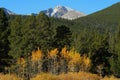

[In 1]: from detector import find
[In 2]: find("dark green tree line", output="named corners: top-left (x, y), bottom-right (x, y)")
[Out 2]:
top-left (0, 8), bottom-right (11, 72)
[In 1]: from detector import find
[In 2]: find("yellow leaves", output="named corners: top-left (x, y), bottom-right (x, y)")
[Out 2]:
top-left (31, 48), bottom-right (43, 62)
top-left (61, 47), bottom-right (69, 59)
top-left (17, 58), bottom-right (26, 67)
top-left (61, 47), bottom-right (81, 63)
top-left (82, 55), bottom-right (91, 71)
top-left (16, 57), bottom-right (26, 73)
top-left (61, 47), bottom-right (91, 69)
top-left (70, 53), bottom-right (81, 64)
top-left (48, 48), bottom-right (58, 57)
top-left (68, 48), bottom-right (81, 64)
top-left (15, 46), bottom-right (91, 75)
top-left (67, 48), bottom-right (82, 72)
top-left (83, 55), bottom-right (91, 67)
top-left (63, 47), bottom-right (91, 72)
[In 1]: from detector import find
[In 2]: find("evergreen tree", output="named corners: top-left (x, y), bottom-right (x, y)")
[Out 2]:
top-left (0, 8), bottom-right (10, 72)
top-left (9, 13), bottom-right (53, 58)
top-left (52, 25), bottom-right (72, 50)
top-left (91, 32), bottom-right (112, 76)
top-left (21, 15), bottom-right (37, 56)
top-left (9, 16), bottom-right (24, 59)
top-left (35, 12), bottom-right (53, 51)
top-left (110, 24), bottom-right (120, 77)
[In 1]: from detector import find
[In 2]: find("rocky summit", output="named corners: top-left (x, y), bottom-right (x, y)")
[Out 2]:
top-left (41, 5), bottom-right (86, 20)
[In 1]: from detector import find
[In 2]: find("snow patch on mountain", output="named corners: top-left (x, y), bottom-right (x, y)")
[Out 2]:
top-left (41, 5), bottom-right (86, 20)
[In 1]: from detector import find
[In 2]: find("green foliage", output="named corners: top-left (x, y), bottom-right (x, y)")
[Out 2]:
top-left (0, 8), bottom-right (11, 72)
top-left (9, 16), bottom-right (24, 58)
top-left (87, 2), bottom-right (120, 23)
top-left (52, 25), bottom-right (72, 50)
top-left (35, 12), bottom-right (53, 51)
top-left (109, 24), bottom-right (120, 77)
top-left (9, 13), bottom-right (53, 59)
top-left (91, 38), bottom-right (112, 76)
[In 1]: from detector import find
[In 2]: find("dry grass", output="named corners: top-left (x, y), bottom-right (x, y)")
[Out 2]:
top-left (31, 72), bottom-right (100, 80)
top-left (101, 75), bottom-right (120, 80)
top-left (0, 72), bottom-right (119, 80)
top-left (31, 73), bottom-right (57, 80)
top-left (0, 73), bottom-right (22, 80)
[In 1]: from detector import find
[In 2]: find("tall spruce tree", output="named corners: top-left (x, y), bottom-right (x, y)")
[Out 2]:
top-left (91, 31), bottom-right (112, 76)
top-left (35, 12), bottom-right (53, 51)
top-left (52, 25), bottom-right (72, 50)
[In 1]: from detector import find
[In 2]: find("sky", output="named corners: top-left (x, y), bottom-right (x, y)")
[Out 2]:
top-left (0, 0), bottom-right (119, 15)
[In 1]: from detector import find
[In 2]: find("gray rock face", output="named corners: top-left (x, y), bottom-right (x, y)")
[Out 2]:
top-left (51, 6), bottom-right (68, 17)
top-left (41, 5), bottom-right (86, 20)
top-left (61, 11), bottom-right (86, 20)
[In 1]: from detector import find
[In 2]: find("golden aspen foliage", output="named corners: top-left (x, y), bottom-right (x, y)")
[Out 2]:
top-left (67, 48), bottom-right (82, 72)
top-left (31, 48), bottom-right (43, 62)
top-left (66, 48), bottom-right (91, 72)
top-left (13, 47), bottom-right (92, 78)
top-left (16, 57), bottom-right (26, 76)
top-left (17, 57), bottom-right (26, 67)
top-left (30, 48), bottom-right (43, 75)
top-left (82, 55), bottom-right (91, 71)
top-left (68, 48), bottom-right (82, 64)
top-left (48, 48), bottom-right (58, 57)
top-left (48, 48), bottom-right (59, 74)
top-left (61, 46), bottom-right (69, 59)
top-left (69, 52), bottom-right (81, 65)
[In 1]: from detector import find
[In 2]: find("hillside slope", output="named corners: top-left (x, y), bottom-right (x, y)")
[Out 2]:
top-left (87, 2), bottom-right (120, 23)
top-left (73, 2), bottom-right (120, 32)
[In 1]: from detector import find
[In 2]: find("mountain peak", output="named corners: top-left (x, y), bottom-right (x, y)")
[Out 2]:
top-left (54, 5), bottom-right (65, 9)
top-left (51, 5), bottom-right (68, 17)
top-left (41, 5), bottom-right (86, 20)
top-left (54, 5), bottom-right (73, 11)
top-left (1, 7), bottom-right (16, 15)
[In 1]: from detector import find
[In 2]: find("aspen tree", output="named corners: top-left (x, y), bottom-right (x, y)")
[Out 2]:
top-left (48, 48), bottom-right (59, 74)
